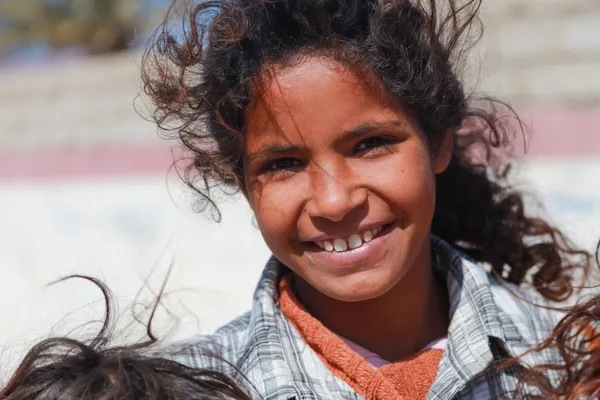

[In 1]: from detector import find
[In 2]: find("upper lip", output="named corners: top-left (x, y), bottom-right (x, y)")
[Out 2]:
top-left (302, 222), bottom-right (391, 242)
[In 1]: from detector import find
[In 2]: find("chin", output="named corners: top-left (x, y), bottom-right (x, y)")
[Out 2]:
top-left (321, 271), bottom-right (400, 303)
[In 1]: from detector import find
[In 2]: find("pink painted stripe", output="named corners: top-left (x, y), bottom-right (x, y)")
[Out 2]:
top-left (520, 108), bottom-right (600, 157)
top-left (0, 108), bottom-right (598, 179)
top-left (0, 145), bottom-right (176, 180)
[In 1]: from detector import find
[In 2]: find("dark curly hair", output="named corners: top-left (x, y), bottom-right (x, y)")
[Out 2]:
top-left (141, 0), bottom-right (594, 302)
top-left (0, 276), bottom-right (253, 400)
top-left (509, 260), bottom-right (600, 399)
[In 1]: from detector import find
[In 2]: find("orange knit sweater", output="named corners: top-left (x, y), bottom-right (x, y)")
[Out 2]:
top-left (279, 275), bottom-right (443, 400)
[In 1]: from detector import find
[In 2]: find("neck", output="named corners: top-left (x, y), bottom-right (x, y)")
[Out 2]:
top-left (294, 240), bottom-right (449, 361)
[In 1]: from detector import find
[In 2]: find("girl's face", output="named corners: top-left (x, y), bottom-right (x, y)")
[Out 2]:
top-left (243, 57), bottom-right (452, 302)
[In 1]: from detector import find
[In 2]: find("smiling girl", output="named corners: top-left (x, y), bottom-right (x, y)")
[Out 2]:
top-left (142, 0), bottom-right (593, 398)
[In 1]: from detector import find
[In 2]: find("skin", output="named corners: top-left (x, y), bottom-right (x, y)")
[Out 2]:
top-left (243, 56), bottom-right (453, 360)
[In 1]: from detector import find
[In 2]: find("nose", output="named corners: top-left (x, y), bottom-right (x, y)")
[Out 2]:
top-left (304, 166), bottom-right (367, 222)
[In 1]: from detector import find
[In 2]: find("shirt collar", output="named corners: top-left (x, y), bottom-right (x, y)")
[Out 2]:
top-left (429, 236), bottom-right (515, 396)
top-left (431, 235), bottom-right (507, 342)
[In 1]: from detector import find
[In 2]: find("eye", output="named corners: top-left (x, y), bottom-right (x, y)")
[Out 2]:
top-left (260, 157), bottom-right (302, 174)
top-left (354, 136), bottom-right (397, 154)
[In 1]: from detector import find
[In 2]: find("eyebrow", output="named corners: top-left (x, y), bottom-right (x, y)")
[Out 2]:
top-left (246, 143), bottom-right (301, 163)
top-left (246, 119), bottom-right (407, 162)
top-left (338, 119), bottom-right (408, 143)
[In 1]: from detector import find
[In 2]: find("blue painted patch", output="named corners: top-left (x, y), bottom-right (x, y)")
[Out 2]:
top-left (546, 191), bottom-right (597, 215)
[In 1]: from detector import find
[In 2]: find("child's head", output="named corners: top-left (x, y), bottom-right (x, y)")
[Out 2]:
top-left (143, 0), bottom-right (592, 303)
top-left (0, 276), bottom-right (253, 400)
top-left (0, 337), bottom-right (252, 400)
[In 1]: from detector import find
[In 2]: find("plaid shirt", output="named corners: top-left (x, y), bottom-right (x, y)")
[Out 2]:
top-left (173, 237), bottom-right (563, 399)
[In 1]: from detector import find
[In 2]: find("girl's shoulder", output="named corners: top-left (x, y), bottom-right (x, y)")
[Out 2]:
top-left (488, 276), bottom-right (564, 349)
top-left (167, 312), bottom-right (253, 373)
top-left (433, 237), bottom-right (563, 356)
top-left (434, 236), bottom-right (562, 336)
top-left (167, 261), bottom-right (284, 372)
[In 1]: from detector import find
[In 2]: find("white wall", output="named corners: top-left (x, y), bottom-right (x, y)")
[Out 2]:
top-left (0, 176), bottom-right (270, 375)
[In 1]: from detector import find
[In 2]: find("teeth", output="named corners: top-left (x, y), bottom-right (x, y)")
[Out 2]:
top-left (333, 238), bottom-right (347, 252)
top-left (348, 234), bottom-right (362, 249)
top-left (314, 225), bottom-right (387, 253)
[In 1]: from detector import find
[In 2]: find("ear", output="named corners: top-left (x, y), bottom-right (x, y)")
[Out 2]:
top-left (432, 129), bottom-right (454, 174)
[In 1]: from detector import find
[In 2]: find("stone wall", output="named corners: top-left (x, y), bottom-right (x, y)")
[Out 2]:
top-left (1, 0), bottom-right (599, 151)
top-left (0, 53), bottom-right (154, 150)
top-left (479, 0), bottom-right (600, 106)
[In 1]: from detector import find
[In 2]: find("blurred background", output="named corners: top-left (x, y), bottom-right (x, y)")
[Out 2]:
top-left (0, 0), bottom-right (599, 376)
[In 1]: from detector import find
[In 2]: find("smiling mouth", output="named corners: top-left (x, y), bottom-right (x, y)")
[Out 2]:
top-left (309, 223), bottom-right (393, 253)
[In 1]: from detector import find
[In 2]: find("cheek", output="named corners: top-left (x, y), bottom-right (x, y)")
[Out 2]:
top-left (248, 180), bottom-right (303, 248)
top-left (368, 147), bottom-right (436, 219)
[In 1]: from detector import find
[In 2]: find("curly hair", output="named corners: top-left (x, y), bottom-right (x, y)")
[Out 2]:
top-left (0, 276), bottom-right (253, 400)
top-left (141, 0), bottom-right (594, 302)
top-left (510, 265), bottom-right (600, 399)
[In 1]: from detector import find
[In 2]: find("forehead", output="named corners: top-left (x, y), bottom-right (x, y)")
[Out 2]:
top-left (244, 57), bottom-right (407, 149)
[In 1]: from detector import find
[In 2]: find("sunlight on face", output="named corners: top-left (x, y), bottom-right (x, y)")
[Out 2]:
top-left (243, 57), bottom-right (452, 302)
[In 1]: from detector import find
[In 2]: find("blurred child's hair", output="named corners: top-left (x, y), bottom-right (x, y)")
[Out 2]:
top-left (0, 276), bottom-right (253, 400)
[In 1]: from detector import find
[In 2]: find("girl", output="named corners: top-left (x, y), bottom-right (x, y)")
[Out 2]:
top-left (142, 0), bottom-right (594, 398)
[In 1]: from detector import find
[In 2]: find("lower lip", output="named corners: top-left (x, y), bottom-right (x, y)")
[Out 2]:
top-left (305, 223), bottom-right (395, 267)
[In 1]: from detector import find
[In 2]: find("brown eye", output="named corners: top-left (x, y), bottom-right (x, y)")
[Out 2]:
top-left (260, 158), bottom-right (302, 173)
top-left (354, 136), bottom-right (397, 154)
